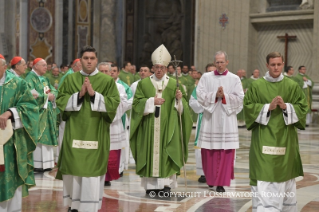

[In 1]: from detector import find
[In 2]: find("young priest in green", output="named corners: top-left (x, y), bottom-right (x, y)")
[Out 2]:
top-left (56, 46), bottom-right (120, 212)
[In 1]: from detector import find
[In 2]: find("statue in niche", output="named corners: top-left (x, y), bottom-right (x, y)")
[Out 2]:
top-left (140, 33), bottom-right (154, 67)
top-left (300, 0), bottom-right (314, 9)
top-left (155, 0), bottom-right (183, 60)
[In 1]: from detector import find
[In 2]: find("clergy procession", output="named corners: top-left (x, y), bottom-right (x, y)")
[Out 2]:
top-left (0, 41), bottom-right (314, 212)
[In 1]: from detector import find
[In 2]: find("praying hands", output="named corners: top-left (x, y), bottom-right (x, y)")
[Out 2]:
top-left (269, 96), bottom-right (286, 111)
top-left (216, 86), bottom-right (224, 98)
top-left (79, 77), bottom-right (95, 98)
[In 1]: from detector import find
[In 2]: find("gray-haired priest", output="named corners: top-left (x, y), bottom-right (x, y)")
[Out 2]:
top-left (130, 44), bottom-right (192, 195)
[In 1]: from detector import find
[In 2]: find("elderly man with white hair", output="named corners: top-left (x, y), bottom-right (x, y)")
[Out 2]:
top-left (0, 54), bottom-right (39, 212)
top-left (25, 58), bottom-right (58, 172)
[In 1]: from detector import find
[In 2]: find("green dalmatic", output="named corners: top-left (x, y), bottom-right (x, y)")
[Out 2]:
top-left (0, 71), bottom-right (39, 202)
top-left (244, 77), bottom-right (308, 186)
top-left (56, 72), bottom-right (120, 179)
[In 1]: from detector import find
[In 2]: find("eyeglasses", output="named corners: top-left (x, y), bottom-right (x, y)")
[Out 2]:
top-left (153, 66), bottom-right (166, 70)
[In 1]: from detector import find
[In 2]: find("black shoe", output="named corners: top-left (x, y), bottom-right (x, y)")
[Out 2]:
top-left (120, 171), bottom-right (123, 177)
top-left (216, 186), bottom-right (225, 192)
top-left (238, 125), bottom-right (246, 128)
top-left (44, 168), bottom-right (52, 172)
top-left (159, 186), bottom-right (171, 196)
top-left (71, 210), bottom-right (78, 212)
top-left (306, 124), bottom-right (309, 127)
top-left (34, 168), bottom-right (44, 172)
top-left (198, 175), bottom-right (206, 183)
top-left (104, 181), bottom-right (111, 186)
top-left (208, 185), bottom-right (214, 190)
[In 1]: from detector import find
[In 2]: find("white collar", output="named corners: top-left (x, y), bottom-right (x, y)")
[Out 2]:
top-left (80, 69), bottom-right (99, 76)
top-left (152, 74), bottom-right (167, 81)
top-left (263, 71), bottom-right (284, 82)
top-left (31, 69), bottom-right (42, 77)
top-left (9, 69), bottom-right (20, 77)
top-left (250, 75), bottom-right (259, 80)
top-left (0, 72), bottom-right (6, 86)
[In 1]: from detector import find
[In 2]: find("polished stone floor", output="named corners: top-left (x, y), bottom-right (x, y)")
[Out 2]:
top-left (22, 124), bottom-right (319, 212)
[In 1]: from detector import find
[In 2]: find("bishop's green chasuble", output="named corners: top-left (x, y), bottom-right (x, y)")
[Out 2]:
top-left (25, 71), bottom-right (58, 146)
top-left (56, 72), bottom-right (120, 179)
top-left (0, 71), bottom-right (39, 202)
top-left (119, 70), bottom-right (135, 86)
top-left (244, 77), bottom-right (308, 186)
top-left (130, 77), bottom-right (192, 178)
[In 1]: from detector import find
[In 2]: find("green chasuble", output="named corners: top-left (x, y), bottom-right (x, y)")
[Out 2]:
top-left (119, 70), bottom-right (135, 86)
top-left (284, 74), bottom-right (304, 89)
top-left (56, 72), bottom-right (120, 179)
top-left (25, 71), bottom-right (58, 146)
top-left (134, 73), bottom-right (141, 81)
top-left (46, 72), bottom-right (63, 90)
top-left (244, 77), bottom-right (308, 186)
top-left (58, 69), bottom-right (74, 88)
top-left (130, 76), bottom-right (193, 178)
top-left (295, 73), bottom-right (313, 113)
top-left (0, 71), bottom-right (39, 202)
top-left (191, 87), bottom-right (202, 146)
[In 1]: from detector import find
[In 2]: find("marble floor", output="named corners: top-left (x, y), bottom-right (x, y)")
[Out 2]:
top-left (22, 124), bottom-right (319, 212)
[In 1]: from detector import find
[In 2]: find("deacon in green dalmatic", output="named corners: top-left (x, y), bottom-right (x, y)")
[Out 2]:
top-left (244, 52), bottom-right (308, 211)
top-left (56, 46), bottom-right (120, 212)
top-left (0, 55), bottom-right (39, 212)
top-left (130, 44), bottom-right (192, 195)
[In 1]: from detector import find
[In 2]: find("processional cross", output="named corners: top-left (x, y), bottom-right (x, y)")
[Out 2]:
top-left (169, 55), bottom-right (188, 189)
top-left (277, 33), bottom-right (297, 67)
top-left (170, 55), bottom-right (183, 89)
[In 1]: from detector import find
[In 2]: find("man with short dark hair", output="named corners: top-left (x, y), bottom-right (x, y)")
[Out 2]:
top-left (244, 52), bottom-right (307, 211)
top-left (47, 66), bottom-right (62, 90)
top-left (56, 46), bottom-right (120, 212)
top-left (295, 65), bottom-right (313, 126)
top-left (98, 62), bottom-right (131, 187)
top-left (119, 61), bottom-right (135, 86)
top-left (167, 64), bottom-right (175, 77)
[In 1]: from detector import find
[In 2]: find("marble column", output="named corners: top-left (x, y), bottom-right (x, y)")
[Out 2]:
top-left (312, 1), bottom-right (319, 82)
top-left (67, 0), bottom-right (74, 63)
top-left (55, 0), bottom-right (63, 65)
top-left (93, 0), bottom-right (117, 62)
top-left (20, 0), bottom-right (28, 60)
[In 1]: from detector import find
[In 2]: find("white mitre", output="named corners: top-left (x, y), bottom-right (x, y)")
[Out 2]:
top-left (151, 44), bottom-right (171, 66)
